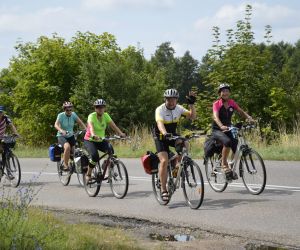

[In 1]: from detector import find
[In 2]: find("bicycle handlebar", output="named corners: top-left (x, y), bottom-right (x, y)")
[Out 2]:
top-left (165, 133), bottom-right (202, 141)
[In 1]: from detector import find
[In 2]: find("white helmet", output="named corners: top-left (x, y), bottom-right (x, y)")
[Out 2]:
top-left (62, 101), bottom-right (73, 109)
top-left (218, 83), bottom-right (231, 93)
top-left (163, 89), bottom-right (179, 98)
top-left (94, 99), bottom-right (106, 106)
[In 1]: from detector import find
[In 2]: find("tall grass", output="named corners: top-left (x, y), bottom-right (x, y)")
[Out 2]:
top-left (14, 126), bottom-right (300, 160)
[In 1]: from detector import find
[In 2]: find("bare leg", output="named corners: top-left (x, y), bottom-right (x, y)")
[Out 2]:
top-left (63, 143), bottom-right (71, 168)
top-left (221, 146), bottom-right (230, 168)
top-left (158, 151), bottom-right (168, 192)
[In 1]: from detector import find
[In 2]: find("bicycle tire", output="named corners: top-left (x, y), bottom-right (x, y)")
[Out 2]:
top-left (109, 159), bottom-right (128, 199)
top-left (182, 159), bottom-right (204, 209)
top-left (152, 170), bottom-right (170, 206)
top-left (76, 172), bottom-right (84, 187)
top-left (5, 152), bottom-right (21, 187)
top-left (83, 163), bottom-right (101, 197)
top-left (205, 153), bottom-right (228, 192)
top-left (240, 149), bottom-right (266, 195)
top-left (57, 160), bottom-right (71, 186)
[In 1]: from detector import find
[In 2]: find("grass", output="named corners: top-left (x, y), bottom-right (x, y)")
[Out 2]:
top-left (14, 127), bottom-right (300, 161)
top-left (0, 186), bottom-right (141, 250)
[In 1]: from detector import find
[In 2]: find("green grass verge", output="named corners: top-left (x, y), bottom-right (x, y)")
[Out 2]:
top-left (0, 206), bottom-right (141, 250)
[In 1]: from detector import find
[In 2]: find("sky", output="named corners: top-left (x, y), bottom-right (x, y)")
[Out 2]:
top-left (1, 0), bottom-right (300, 69)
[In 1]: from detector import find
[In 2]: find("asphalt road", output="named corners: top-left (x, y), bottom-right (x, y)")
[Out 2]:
top-left (1, 158), bottom-right (300, 247)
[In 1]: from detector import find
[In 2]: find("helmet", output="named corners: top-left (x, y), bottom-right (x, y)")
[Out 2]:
top-left (218, 83), bottom-right (231, 93)
top-left (94, 99), bottom-right (106, 106)
top-left (0, 106), bottom-right (5, 112)
top-left (62, 101), bottom-right (73, 109)
top-left (163, 89), bottom-right (179, 98)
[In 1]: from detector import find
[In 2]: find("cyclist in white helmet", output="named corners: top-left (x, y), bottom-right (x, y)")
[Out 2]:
top-left (153, 89), bottom-right (196, 201)
top-left (84, 99), bottom-right (125, 182)
top-left (54, 101), bottom-right (86, 171)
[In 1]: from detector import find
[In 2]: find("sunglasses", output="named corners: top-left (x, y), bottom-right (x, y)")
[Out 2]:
top-left (65, 108), bottom-right (72, 112)
top-left (95, 105), bottom-right (105, 109)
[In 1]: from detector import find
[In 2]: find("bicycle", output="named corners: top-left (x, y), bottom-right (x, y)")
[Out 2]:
top-left (204, 123), bottom-right (267, 195)
top-left (0, 135), bottom-right (21, 187)
top-left (83, 135), bottom-right (129, 198)
top-left (57, 130), bottom-right (87, 186)
top-left (152, 134), bottom-right (205, 209)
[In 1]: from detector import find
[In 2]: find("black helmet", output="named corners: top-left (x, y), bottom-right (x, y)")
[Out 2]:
top-left (218, 83), bottom-right (231, 93)
top-left (164, 89), bottom-right (179, 98)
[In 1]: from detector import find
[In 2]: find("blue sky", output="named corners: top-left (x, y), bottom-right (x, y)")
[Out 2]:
top-left (1, 0), bottom-right (300, 69)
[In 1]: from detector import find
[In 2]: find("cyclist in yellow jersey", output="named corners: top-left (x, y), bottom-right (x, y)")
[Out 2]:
top-left (153, 89), bottom-right (196, 201)
top-left (84, 99), bottom-right (125, 182)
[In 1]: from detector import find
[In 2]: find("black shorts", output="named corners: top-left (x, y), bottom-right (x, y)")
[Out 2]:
top-left (58, 135), bottom-right (76, 148)
top-left (212, 129), bottom-right (238, 153)
top-left (154, 138), bottom-right (176, 153)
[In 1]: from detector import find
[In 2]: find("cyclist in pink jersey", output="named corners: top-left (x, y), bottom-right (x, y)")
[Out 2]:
top-left (212, 83), bottom-right (254, 180)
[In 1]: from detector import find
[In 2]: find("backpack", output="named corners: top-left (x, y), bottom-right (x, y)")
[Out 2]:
top-left (204, 135), bottom-right (222, 158)
top-left (141, 151), bottom-right (159, 175)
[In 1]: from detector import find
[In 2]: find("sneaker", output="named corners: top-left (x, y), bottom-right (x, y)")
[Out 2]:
top-left (232, 171), bottom-right (238, 180)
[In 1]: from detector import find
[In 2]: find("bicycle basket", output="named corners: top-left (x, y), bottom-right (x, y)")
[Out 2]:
top-left (141, 151), bottom-right (159, 175)
top-left (2, 136), bottom-right (16, 148)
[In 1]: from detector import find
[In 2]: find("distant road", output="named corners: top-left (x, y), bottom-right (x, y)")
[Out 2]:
top-left (3, 158), bottom-right (300, 247)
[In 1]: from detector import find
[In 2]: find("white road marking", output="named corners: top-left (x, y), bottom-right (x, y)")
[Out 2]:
top-left (22, 171), bottom-right (300, 192)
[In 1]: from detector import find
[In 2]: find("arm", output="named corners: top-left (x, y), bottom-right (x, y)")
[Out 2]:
top-left (213, 111), bottom-right (228, 131)
top-left (76, 117), bottom-right (87, 130)
top-left (185, 104), bottom-right (196, 120)
top-left (157, 120), bottom-right (168, 136)
top-left (236, 107), bottom-right (254, 122)
top-left (9, 123), bottom-right (19, 136)
top-left (54, 119), bottom-right (67, 136)
top-left (108, 121), bottom-right (126, 137)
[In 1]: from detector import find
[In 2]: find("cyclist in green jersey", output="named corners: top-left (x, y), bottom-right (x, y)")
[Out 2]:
top-left (84, 99), bottom-right (125, 182)
top-left (54, 101), bottom-right (86, 170)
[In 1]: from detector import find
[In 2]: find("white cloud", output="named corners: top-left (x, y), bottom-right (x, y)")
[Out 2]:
top-left (81, 0), bottom-right (175, 10)
top-left (194, 2), bottom-right (300, 42)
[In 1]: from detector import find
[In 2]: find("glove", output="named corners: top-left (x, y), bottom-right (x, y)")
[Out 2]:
top-left (186, 95), bottom-right (196, 104)
top-left (163, 133), bottom-right (172, 140)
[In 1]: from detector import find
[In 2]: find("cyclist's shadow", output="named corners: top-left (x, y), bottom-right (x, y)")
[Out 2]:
top-left (98, 190), bottom-right (153, 199)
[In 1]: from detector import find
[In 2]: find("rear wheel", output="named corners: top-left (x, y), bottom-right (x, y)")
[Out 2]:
top-left (205, 153), bottom-right (228, 192)
top-left (57, 160), bottom-right (71, 186)
top-left (182, 159), bottom-right (204, 209)
top-left (5, 152), bottom-right (21, 187)
top-left (241, 149), bottom-right (266, 195)
top-left (109, 159), bottom-right (129, 199)
top-left (152, 169), bottom-right (170, 206)
top-left (83, 164), bottom-right (101, 197)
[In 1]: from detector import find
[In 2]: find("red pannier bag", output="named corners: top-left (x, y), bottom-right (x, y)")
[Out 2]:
top-left (141, 151), bottom-right (159, 174)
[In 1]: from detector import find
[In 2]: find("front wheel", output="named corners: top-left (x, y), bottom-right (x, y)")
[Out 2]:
top-left (109, 159), bottom-right (129, 199)
top-left (57, 160), bottom-right (71, 186)
top-left (205, 154), bottom-right (228, 192)
top-left (240, 149), bottom-right (266, 195)
top-left (5, 152), bottom-right (21, 187)
top-left (182, 159), bottom-right (204, 209)
top-left (83, 164), bottom-right (101, 197)
top-left (77, 173), bottom-right (84, 187)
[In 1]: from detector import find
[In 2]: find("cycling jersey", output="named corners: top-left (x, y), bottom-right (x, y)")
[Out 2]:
top-left (56, 112), bottom-right (78, 138)
top-left (84, 112), bottom-right (112, 141)
top-left (154, 104), bottom-right (189, 138)
top-left (0, 115), bottom-right (12, 138)
top-left (212, 99), bottom-right (240, 130)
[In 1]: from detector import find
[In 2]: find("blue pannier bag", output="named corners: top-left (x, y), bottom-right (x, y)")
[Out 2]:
top-left (49, 144), bottom-right (62, 162)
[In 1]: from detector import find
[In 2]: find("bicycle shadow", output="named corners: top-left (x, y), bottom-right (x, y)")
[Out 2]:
top-left (229, 188), bottom-right (296, 196)
top-left (201, 197), bottom-right (268, 210)
top-left (98, 190), bottom-right (153, 199)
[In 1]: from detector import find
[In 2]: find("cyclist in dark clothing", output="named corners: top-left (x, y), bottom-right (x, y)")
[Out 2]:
top-left (212, 83), bottom-right (254, 180)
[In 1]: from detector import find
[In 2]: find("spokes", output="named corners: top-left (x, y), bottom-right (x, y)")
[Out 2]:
top-left (109, 160), bottom-right (128, 199)
top-left (241, 150), bottom-right (266, 195)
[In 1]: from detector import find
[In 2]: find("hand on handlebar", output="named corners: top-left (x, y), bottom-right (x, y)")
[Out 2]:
top-left (220, 125), bottom-right (229, 131)
top-left (163, 133), bottom-right (173, 140)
